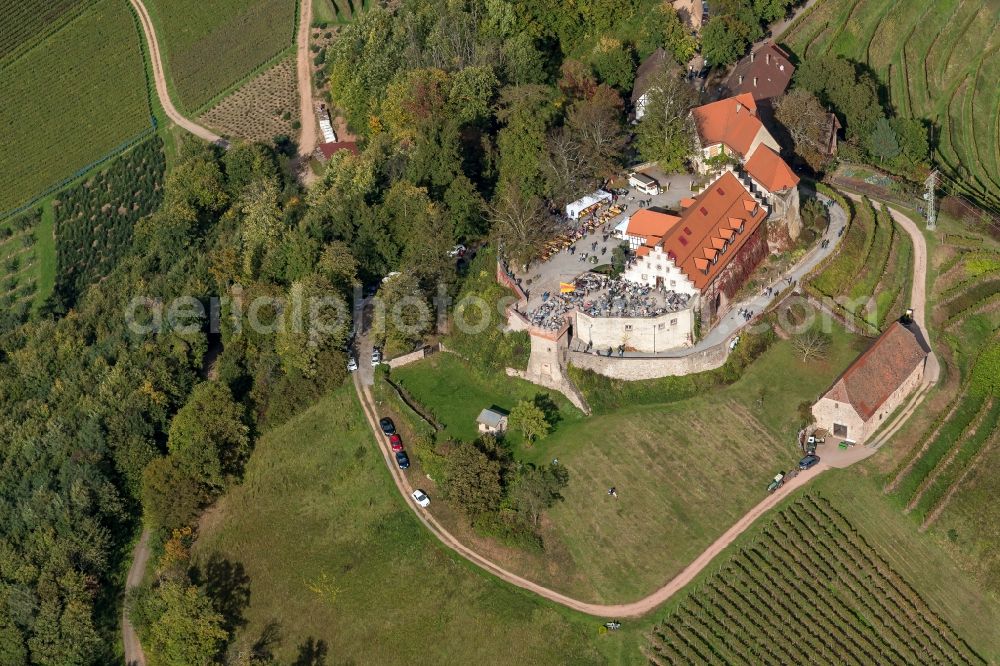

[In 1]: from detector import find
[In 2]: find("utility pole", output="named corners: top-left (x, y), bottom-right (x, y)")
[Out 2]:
top-left (923, 170), bottom-right (937, 230)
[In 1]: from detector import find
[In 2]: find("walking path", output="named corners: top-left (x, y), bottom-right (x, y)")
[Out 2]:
top-left (127, 0), bottom-right (226, 147)
top-left (122, 529), bottom-right (150, 666)
top-left (295, 0), bottom-right (317, 157)
top-left (353, 369), bottom-right (827, 617)
top-left (351, 188), bottom-right (935, 618)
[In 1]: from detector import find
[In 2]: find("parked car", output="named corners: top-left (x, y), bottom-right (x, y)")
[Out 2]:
top-left (389, 434), bottom-right (403, 452)
top-left (371, 349), bottom-right (382, 366)
top-left (379, 417), bottom-right (396, 435)
top-left (799, 454), bottom-right (821, 470)
top-left (411, 489), bottom-right (430, 507)
top-left (395, 451), bottom-right (410, 470)
top-left (347, 356), bottom-right (358, 372)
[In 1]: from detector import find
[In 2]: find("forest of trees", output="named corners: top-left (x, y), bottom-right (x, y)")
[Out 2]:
top-left (0, 0), bottom-right (821, 661)
top-left (0, 0), bottom-right (692, 658)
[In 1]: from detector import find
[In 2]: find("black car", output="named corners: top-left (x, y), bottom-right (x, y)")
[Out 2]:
top-left (798, 454), bottom-right (821, 470)
top-left (379, 417), bottom-right (396, 435)
top-left (395, 451), bottom-right (410, 470)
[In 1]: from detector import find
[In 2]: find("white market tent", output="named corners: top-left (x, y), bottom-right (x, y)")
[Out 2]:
top-left (565, 190), bottom-right (612, 220)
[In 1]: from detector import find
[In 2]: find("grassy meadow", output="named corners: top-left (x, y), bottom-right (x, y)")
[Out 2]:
top-left (144, 0), bottom-right (297, 112)
top-left (0, 0), bottom-right (152, 214)
top-left (782, 0), bottom-right (1000, 209)
top-left (388, 320), bottom-right (865, 603)
top-left (193, 384), bottom-right (634, 664)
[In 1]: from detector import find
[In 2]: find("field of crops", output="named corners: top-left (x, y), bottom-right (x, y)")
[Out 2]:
top-left (54, 137), bottom-right (165, 304)
top-left (646, 495), bottom-right (984, 665)
top-left (0, 208), bottom-right (41, 312)
top-left (783, 0), bottom-right (1000, 210)
top-left (144, 0), bottom-right (297, 112)
top-left (884, 230), bottom-right (1000, 530)
top-left (0, 0), bottom-right (153, 216)
top-left (0, 0), bottom-right (92, 62)
top-left (199, 57), bottom-right (298, 142)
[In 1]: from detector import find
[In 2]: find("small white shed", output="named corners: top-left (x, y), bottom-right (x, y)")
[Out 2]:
top-left (476, 408), bottom-right (509, 434)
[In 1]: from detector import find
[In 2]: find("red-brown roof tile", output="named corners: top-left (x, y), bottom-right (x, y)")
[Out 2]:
top-left (692, 93), bottom-right (763, 157)
top-left (822, 321), bottom-right (929, 420)
top-left (658, 171), bottom-right (766, 290)
top-left (744, 144), bottom-right (799, 193)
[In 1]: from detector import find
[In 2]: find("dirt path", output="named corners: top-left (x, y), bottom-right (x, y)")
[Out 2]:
top-left (295, 0), bottom-right (317, 157)
top-left (844, 193), bottom-right (940, 383)
top-left (122, 529), bottom-right (151, 666)
top-left (353, 371), bottom-right (826, 617)
top-left (127, 0), bottom-right (226, 147)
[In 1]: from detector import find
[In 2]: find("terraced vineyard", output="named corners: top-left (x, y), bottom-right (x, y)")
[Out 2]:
top-left (646, 495), bottom-right (984, 665)
top-left (783, 0), bottom-right (1000, 210)
top-left (885, 237), bottom-right (1000, 530)
top-left (806, 188), bottom-right (911, 333)
top-left (0, 0), bottom-right (153, 215)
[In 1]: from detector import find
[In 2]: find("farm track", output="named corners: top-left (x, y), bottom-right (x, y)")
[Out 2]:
top-left (354, 370), bottom-right (827, 617)
top-left (127, 0), bottom-right (225, 147)
top-left (295, 0), bottom-right (317, 158)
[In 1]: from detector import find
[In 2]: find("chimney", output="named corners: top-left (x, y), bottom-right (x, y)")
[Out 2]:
top-left (750, 52), bottom-right (754, 63)
top-left (736, 101), bottom-right (743, 113)
top-left (753, 77), bottom-right (758, 87)
top-left (766, 52), bottom-right (770, 65)
top-left (738, 75), bottom-right (743, 84)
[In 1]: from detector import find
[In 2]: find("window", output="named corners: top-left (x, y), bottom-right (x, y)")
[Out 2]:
top-left (670, 280), bottom-right (676, 287)
top-left (658, 323), bottom-right (665, 330)
top-left (833, 423), bottom-right (847, 437)
top-left (624, 324), bottom-right (633, 331)
top-left (641, 274), bottom-right (647, 280)
top-left (670, 318), bottom-right (678, 325)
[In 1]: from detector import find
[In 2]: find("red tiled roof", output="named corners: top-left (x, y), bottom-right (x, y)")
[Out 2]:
top-left (822, 321), bottom-right (929, 420)
top-left (744, 144), bottom-right (799, 193)
top-left (316, 141), bottom-right (359, 159)
top-left (658, 171), bottom-right (766, 290)
top-left (626, 209), bottom-right (682, 238)
top-left (692, 93), bottom-right (763, 157)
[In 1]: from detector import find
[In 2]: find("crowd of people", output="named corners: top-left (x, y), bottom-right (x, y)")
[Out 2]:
top-left (523, 273), bottom-right (693, 330)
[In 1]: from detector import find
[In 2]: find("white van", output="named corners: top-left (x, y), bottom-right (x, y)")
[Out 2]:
top-left (628, 172), bottom-right (661, 196)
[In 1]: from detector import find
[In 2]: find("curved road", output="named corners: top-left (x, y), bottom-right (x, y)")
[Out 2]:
top-left (354, 373), bottom-right (824, 617)
top-left (127, 0), bottom-right (225, 146)
top-left (352, 192), bottom-right (936, 618)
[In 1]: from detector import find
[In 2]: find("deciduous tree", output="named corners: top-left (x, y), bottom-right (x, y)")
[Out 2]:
top-left (509, 400), bottom-right (551, 444)
top-left (635, 69), bottom-right (697, 170)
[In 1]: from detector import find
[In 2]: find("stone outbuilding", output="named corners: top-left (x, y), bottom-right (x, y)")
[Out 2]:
top-left (812, 321), bottom-right (930, 444)
top-left (476, 408), bottom-right (509, 435)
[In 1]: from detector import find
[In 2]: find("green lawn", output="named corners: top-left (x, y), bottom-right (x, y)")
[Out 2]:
top-left (391, 322), bottom-right (865, 603)
top-left (390, 352), bottom-right (584, 446)
top-left (0, 0), bottom-right (152, 213)
top-left (144, 0), bottom-right (297, 112)
top-left (193, 385), bottom-right (630, 664)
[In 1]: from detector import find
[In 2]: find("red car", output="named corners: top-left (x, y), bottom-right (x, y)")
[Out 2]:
top-left (389, 434), bottom-right (403, 452)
